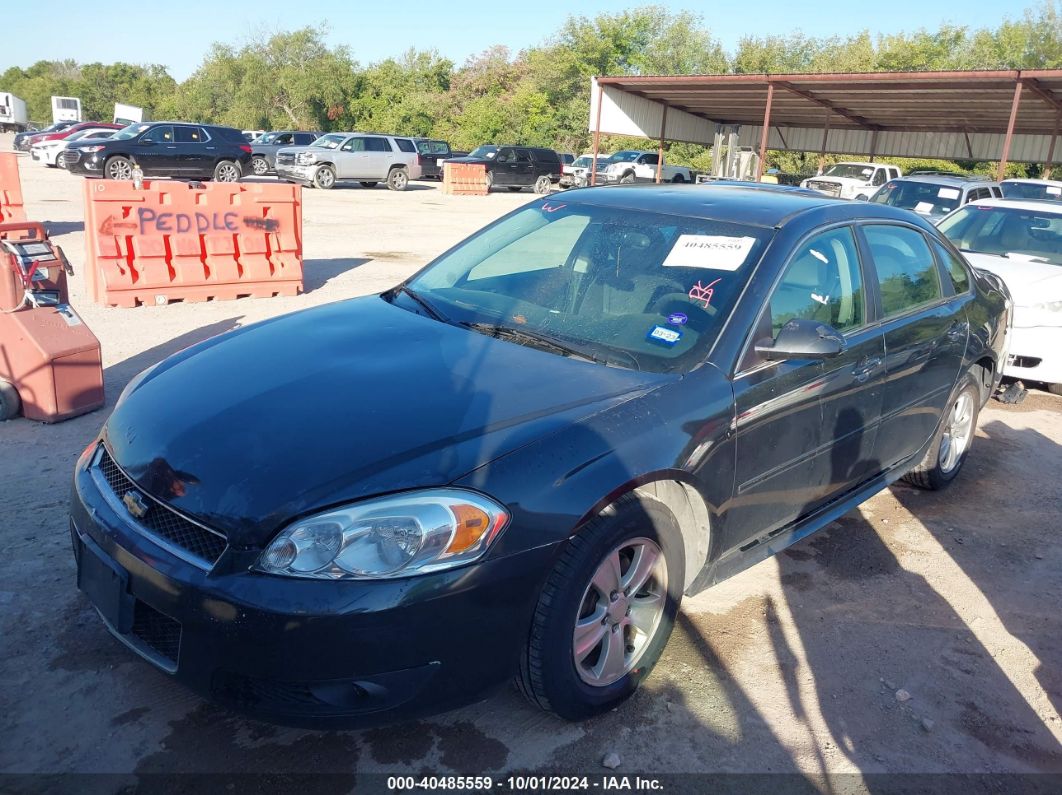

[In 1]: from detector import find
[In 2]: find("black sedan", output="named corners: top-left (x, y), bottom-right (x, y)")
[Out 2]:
top-left (70, 186), bottom-right (1008, 727)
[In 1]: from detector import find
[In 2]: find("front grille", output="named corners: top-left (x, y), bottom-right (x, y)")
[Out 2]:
top-left (95, 448), bottom-right (227, 567)
top-left (61, 150), bottom-right (79, 164)
top-left (807, 180), bottom-right (842, 196)
top-left (212, 671), bottom-right (372, 712)
top-left (276, 152), bottom-right (295, 165)
top-left (131, 600), bottom-right (182, 665)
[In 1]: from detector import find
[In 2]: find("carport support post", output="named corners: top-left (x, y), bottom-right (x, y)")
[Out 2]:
top-left (818, 111), bottom-right (832, 174)
top-left (998, 81), bottom-right (1024, 181)
top-left (756, 82), bottom-right (774, 181)
top-left (591, 82), bottom-right (604, 187)
top-left (656, 103), bottom-right (668, 184)
top-left (1045, 111), bottom-right (1060, 180)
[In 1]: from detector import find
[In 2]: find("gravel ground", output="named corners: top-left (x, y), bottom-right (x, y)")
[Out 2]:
top-left (1, 138), bottom-right (1060, 791)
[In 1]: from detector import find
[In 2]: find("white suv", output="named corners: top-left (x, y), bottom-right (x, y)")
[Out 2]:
top-left (275, 132), bottom-right (423, 190)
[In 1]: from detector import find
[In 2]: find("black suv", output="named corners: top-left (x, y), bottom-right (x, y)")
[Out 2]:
top-left (449, 145), bottom-right (561, 193)
top-left (64, 122), bottom-right (253, 182)
top-left (250, 130), bottom-right (321, 176)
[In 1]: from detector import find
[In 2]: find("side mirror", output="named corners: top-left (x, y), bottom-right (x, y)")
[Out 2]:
top-left (755, 318), bottom-right (847, 361)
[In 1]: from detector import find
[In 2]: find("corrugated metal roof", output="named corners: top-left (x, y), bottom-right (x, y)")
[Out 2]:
top-left (590, 70), bottom-right (1062, 164)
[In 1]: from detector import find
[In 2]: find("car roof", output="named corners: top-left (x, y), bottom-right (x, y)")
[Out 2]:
top-left (559, 184), bottom-right (921, 228)
top-left (889, 174), bottom-right (998, 186)
top-left (1000, 178), bottom-right (1062, 187)
top-left (970, 198), bottom-right (1062, 214)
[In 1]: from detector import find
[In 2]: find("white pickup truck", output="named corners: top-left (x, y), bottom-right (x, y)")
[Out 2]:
top-left (801, 162), bottom-right (902, 200)
top-left (597, 150), bottom-right (694, 184)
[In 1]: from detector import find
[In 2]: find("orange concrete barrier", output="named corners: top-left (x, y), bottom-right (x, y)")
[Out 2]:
top-left (0, 153), bottom-right (26, 223)
top-left (443, 162), bottom-right (489, 196)
top-left (83, 179), bottom-right (303, 308)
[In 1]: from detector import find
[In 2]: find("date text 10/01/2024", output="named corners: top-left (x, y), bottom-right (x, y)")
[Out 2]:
top-left (386, 776), bottom-right (664, 791)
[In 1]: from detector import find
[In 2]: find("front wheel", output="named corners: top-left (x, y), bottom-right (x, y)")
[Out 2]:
top-left (672, 174), bottom-right (685, 183)
top-left (387, 167), bottom-right (408, 191)
top-left (213, 160), bottom-right (242, 183)
top-left (518, 494), bottom-right (684, 721)
top-left (105, 156), bottom-right (133, 181)
top-left (903, 374), bottom-right (981, 490)
top-left (619, 172), bottom-right (635, 184)
top-left (533, 175), bottom-right (552, 194)
top-left (314, 164), bottom-right (336, 190)
top-left (0, 379), bottom-right (21, 421)
top-left (250, 156), bottom-right (269, 176)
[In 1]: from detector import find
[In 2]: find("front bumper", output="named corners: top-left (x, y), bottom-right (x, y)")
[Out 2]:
top-left (64, 151), bottom-right (101, 175)
top-left (70, 443), bottom-right (558, 727)
top-left (1004, 324), bottom-right (1062, 385)
top-left (275, 163), bottom-right (316, 185)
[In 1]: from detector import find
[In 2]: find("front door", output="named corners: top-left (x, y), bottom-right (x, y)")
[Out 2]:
top-left (135, 125), bottom-right (177, 174)
top-left (858, 222), bottom-right (967, 470)
top-left (174, 125), bottom-right (210, 175)
top-left (725, 225), bottom-right (885, 554)
top-left (333, 136), bottom-right (365, 179)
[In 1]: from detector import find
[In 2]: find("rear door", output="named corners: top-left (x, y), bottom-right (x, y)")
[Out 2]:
top-left (726, 224), bottom-right (885, 551)
top-left (135, 125), bottom-right (176, 174)
top-left (174, 125), bottom-right (210, 174)
top-left (858, 222), bottom-right (967, 471)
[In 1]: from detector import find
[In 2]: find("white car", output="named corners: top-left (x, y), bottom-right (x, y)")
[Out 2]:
top-left (802, 162), bottom-right (902, 200)
top-left (31, 128), bottom-right (116, 167)
top-left (938, 199), bottom-right (1062, 394)
top-left (1000, 178), bottom-right (1062, 202)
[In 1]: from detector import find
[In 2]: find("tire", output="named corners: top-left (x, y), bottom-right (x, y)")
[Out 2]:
top-left (672, 174), bottom-right (685, 183)
top-left (359, 181), bottom-right (378, 188)
top-left (250, 156), bottom-right (269, 176)
top-left (314, 164), bottom-right (336, 190)
top-left (903, 373), bottom-right (981, 490)
top-left (0, 379), bottom-right (21, 421)
top-left (518, 493), bottom-right (684, 721)
top-left (213, 160), bottom-right (241, 183)
top-left (533, 175), bottom-right (552, 195)
top-left (485, 171), bottom-right (494, 191)
top-left (508, 186), bottom-right (524, 192)
top-left (386, 167), bottom-right (408, 191)
top-left (619, 172), bottom-right (635, 184)
top-left (104, 156), bottom-right (133, 181)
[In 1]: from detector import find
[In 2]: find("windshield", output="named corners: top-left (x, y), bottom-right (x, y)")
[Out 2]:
top-left (1001, 181), bottom-right (1062, 202)
top-left (255, 132), bottom-right (282, 144)
top-left (111, 123), bottom-right (152, 141)
top-left (938, 205), bottom-right (1062, 266)
top-left (310, 134), bottom-right (347, 150)
top-left (605, 151), bottom-right (641, 164)
top-left (60, 130), bottom-right (91, 142)
top-left (822, 164), bottom-right (876, 180)
top-left (469, 145), bottom-right (498, 159)
top-left (401, 202), bottom-right (772, 373)
top-left (572, 156), bottom-right (594, 168)
top-left (871, 180), bottom-right (963, 217)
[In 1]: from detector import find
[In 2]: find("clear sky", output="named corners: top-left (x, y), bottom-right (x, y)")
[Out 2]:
top-left (8, 0), bottom-right (1025, 81)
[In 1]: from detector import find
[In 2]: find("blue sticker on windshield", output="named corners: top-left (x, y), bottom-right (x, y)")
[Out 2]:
top-left (667, 312), bottom-right (688, 326)
top-left (647, 325), bottom-right (682, 346)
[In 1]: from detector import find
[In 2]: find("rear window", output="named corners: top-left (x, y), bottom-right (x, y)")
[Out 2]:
top-left (211, 127), bottom-right (248, 143)
top-left (395, 138), bottom-right (416, 153)
top-left (417, 140), bottom-right (451, 155)
top-left (871, 180), bottom-right (964, 218)
top-left (533, 149), bottom-right (560, 163)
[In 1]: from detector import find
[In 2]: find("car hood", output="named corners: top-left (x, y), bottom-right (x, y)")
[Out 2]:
top-left (446, 156), bottom-right (494, 165)
top-left (962, 252), bottom-right (1062, 305)
top-left (103, 296), bottom-right (666, 547)
top-left (806, 176), bottom-right (869, 186)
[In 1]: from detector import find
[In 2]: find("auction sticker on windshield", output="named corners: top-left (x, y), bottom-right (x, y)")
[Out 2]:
top-left (662, 235), bottom-right (757, 270)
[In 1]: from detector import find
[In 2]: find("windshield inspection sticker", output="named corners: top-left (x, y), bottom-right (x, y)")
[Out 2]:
top-left (688, 278), bottom-right (721, 309)
top-left (662, 235), bottom-right (756, 271)
top-left (937, 187), bottom-right (961, 200)
top-left (647, 325), bottom-right (682, 346)
top-left (667, 312), bottom-right (688, 326)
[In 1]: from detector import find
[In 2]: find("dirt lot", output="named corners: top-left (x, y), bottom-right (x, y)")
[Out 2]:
top-left (1, 138), bottom-right (1061, 791)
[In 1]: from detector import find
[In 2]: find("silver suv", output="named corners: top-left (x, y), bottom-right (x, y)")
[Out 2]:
top-left (869, 174), bottom-right (1003, 222)
top-left (275, 132), bottom-right (423, 190)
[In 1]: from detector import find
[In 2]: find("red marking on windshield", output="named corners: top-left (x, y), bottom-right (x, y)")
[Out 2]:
top-left (688, 278), bottom-right (721, 309)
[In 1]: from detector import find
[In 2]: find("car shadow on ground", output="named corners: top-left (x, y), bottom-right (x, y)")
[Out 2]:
top-left (43, 220), bottom-right (84, 237)
top-left (302, 257), bottom-right (371, 293)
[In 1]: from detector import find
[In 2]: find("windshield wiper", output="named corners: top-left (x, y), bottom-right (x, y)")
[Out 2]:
top-left (393, 285), bottom-right (449, 322)
top-left (461, 322), bottom-right (608, 364)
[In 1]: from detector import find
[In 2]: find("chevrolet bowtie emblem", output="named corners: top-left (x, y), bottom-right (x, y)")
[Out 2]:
top-left (122, 490), bottom-right (150, 519)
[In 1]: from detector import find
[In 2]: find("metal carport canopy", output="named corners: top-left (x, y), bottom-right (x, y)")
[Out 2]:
top-left (589, 70), bottom-right (1062, 179)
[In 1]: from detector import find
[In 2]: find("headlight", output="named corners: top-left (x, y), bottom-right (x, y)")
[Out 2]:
top-left (256, 489), bottom-right (510, 580)
top-left (295, 152), bottom-right (317, 165)
top-left (80, 145), bottom-right (107, 153)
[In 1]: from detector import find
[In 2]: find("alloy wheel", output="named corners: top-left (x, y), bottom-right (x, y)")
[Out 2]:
top-left (573, 537), bottom-right (668, 687)
top-left (108, 159), bottom-right (132, 180)
top-left (939, 392), bottom-right (974, 473)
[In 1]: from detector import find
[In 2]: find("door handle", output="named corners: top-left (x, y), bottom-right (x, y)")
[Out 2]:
top-left (852, 356), bottom-right (882, 383)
